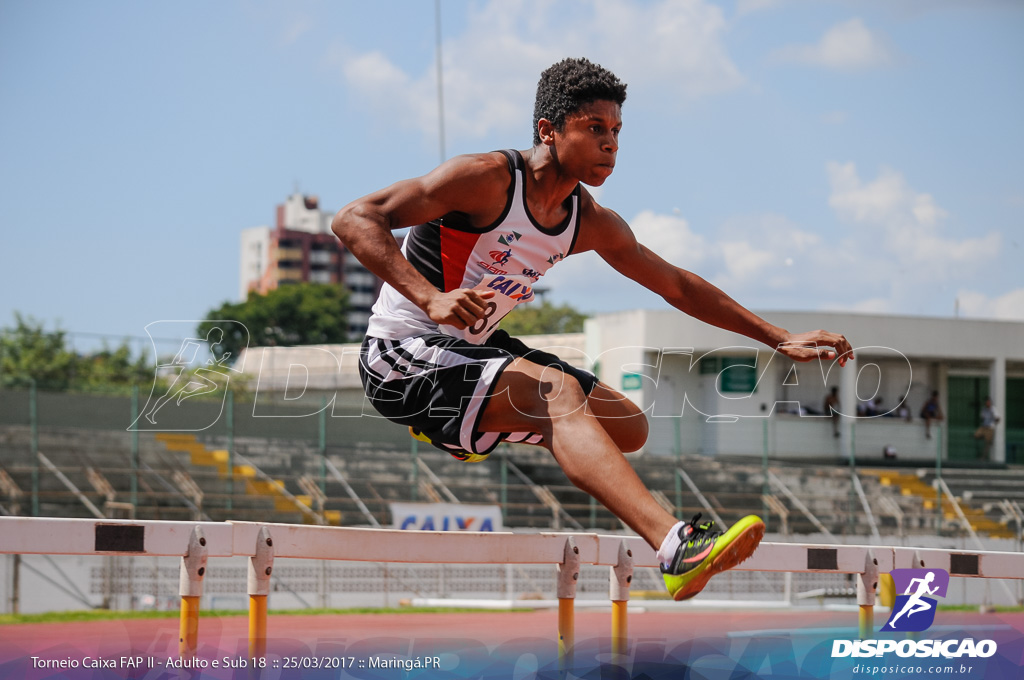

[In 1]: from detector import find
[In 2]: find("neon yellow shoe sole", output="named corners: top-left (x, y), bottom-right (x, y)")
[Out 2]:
top-left (409, 427), bottom-right (490, 463)
top-left (662, 514), bottom-right (765, 601)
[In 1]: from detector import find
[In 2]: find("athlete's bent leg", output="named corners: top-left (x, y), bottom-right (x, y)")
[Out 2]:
top-left (585, 382), bottom-right (649, 454)
top-left (479, 357), bottom-right (764, 601)
top-left (479, 358), bottom-right (674, 548)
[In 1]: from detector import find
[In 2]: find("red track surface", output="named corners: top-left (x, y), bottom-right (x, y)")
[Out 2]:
top-left (4, 608), bottom-right (1023, 657)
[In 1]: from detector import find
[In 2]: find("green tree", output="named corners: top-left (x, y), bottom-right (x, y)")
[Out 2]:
top-left (75, 343), bottom-right (152, 391)
top-left (0, 313), bottom-right (151, 392)
top-left (0, 313), bottom-right (77, 390)
top-left (500, 300), bottom-right (588, 336)
top-left (198, 283), bottom-right (350, 361)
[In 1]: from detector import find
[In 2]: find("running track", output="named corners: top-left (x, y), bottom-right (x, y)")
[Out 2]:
top-left (3, 608), bottom-right (1022, 678)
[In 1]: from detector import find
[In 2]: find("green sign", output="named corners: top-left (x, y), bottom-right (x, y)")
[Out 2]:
top-left (719, 357), bottom-right (758, 394)
top-left (621, 373), bottom-right (643, 391)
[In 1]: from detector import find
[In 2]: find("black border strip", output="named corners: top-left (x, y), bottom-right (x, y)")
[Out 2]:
top-left (807, 548), bottom-right (838, 571)
top-left (949, 553), bottom-right (980, 576)
top-left (95, 524), bottom-right (145, 553)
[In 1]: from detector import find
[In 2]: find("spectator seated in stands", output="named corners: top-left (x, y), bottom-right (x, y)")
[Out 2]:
top-left (920, 390), bottom-right (943, 439)
top-left (895, 395), bottom-right (911, 421)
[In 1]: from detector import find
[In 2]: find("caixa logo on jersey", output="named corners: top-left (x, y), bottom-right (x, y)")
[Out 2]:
top-left (832, 568), bottom-right (998, 660)
top-left (486, 275), bottom-right (534, 302)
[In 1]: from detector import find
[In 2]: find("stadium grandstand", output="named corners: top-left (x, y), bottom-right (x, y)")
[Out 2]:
top-left (1, 310), bottom-right (1022, 614)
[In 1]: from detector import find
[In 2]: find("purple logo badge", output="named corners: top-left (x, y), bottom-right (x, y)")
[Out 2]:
top-left (880, 568), bottom-right (950, 632)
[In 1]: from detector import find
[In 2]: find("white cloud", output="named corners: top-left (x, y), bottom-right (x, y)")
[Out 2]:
top-left (828, 163), bottom-right (933, 225)
top-left (545, 209), bottom-right (831, 312)
top-left (956, 288), bottom-right (1024, 321)
top-left (826, 162), bottom-right (1000, 275)
top-left (816, 163), bottom-right (1019, 318)
top-left (629, 210), bottom-right (710, 269)
top-left (280, 14), bottom-right (313, 47)
top-left (771, 18), bottom-right (895, 71)
top-left (332, 0), bottom-right (744, 145)
top-left (589, 0), bottom-right (744, 100)
top-left (539, 209), bottom-right (713, 312)
top-left (736, 0), bottom-right (1020, 21)
top-left (550, 164), bottom-right (1007, 320)
top-left (720, 240), bottom-right (776, 284)
top-left (736, 0), bottom-right (786, 16)
top-left (540, 170), bottom-right (1017, 324)
top-left (911, 192), bottom-right (946, 227)
top-left (704, 214), bottom-right (830, 295)
top-left (335, 51), bottom-right (438, 137)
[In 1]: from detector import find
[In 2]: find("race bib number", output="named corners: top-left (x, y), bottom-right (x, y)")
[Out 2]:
top-left (439, 274), bottom-right (535, 344)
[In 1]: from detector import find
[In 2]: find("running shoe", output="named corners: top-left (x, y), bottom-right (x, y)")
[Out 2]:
top-left (409, 427), bottom-right (544, 463)
top-left (409, 427), bottom-right (490, 462)
top-left (661, 513), bottom-right (765, 601)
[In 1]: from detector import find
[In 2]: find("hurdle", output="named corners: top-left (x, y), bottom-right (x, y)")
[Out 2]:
top-left (0, 517), bottom-right (233, 657)
top-left (2, 516), bottom-right (1023, 666)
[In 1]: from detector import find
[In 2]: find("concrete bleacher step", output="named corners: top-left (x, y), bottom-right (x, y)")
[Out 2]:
top-left (155, 433), bottom-right (320, 522)
top-left (864, 467), bottom-right (1016, 538)
top-left (635, 457), bottom-right (893, 536)
top-left (5, 421), bottom-right (1015, 539)
top-left (925, 468), bottom-right (1024, 539)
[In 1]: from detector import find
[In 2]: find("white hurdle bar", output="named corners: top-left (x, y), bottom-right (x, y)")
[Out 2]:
top-left (2, 517), bottom-right (1023, 660)
top-left (0, 517), bottom-right (233, 656)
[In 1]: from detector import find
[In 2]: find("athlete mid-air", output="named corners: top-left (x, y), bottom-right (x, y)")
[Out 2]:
top-left (333, 57), bottom-right (852, 600)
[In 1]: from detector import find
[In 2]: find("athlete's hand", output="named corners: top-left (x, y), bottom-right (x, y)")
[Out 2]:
top-left (426, 289), bottom-right (497, 329)
top-left (775, 330), bottom-right (854, 366)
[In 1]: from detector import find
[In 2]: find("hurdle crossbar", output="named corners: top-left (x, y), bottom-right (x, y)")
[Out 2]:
top-left (2, 517), bottom-right (1023, 662)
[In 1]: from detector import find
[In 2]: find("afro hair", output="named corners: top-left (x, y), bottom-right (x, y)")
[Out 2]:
top-left (532, 57), bottom-right (627, 146)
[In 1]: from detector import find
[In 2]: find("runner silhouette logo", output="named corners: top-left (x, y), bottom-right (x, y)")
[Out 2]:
top-left (881, 568), bottom-right (950, 633)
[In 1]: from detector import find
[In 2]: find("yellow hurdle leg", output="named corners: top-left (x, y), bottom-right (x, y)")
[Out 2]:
top-left (248, 525), bottom-right (275, 659)
top-left (249, 594), bottom-right (268, 659)
top-left (178, 595), bottom-right (200, 658)
top-left (558, 597), bottom-right (575, 671)
top-left (556, 538), bottom-right (581, 677)
top-left (611, 600), bottom-right (628, 657)
top-left (177, 527), bottom-right (208, 660)
top-left (859, 604), bottom-right (873, 640)
top-left (856, 549), bottom-right (878, 641)
top-left (609, 541), bottom-right (633, 662)
top-left (879, 573), bottom-right (895, 609)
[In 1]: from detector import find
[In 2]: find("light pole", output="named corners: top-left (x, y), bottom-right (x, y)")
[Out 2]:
top-left (434, 0), bottom-right (447, 164)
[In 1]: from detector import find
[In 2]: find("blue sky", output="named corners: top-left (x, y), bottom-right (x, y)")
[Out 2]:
top-left (1, 0), bottom-right (1022, 354)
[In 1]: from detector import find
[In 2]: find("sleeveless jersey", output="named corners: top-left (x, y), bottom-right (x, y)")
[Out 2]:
top-left (366, 149), bottom-right (581, 344)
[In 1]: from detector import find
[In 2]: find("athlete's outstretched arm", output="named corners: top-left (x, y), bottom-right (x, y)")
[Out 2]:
top-left (332, 154), bottom-right (506, 330)
top-left (576, 195), bottom-right (853, 365)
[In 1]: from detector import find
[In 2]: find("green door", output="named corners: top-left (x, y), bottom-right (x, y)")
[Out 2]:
top-left (1006, 378), bottom-right (1024, 464)
top-left (947, 376), bottom-right (988, 461)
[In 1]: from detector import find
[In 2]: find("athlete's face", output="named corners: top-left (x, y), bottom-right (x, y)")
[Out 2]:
top-left (553, 99), bottom-right (621, 186)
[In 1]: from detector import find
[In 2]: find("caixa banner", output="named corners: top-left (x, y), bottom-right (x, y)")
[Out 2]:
top-left (390, 502), bottom-right (503, 532)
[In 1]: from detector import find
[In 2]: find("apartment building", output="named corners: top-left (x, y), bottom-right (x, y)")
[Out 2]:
top-left (239, 193), bottom-right (384, 338)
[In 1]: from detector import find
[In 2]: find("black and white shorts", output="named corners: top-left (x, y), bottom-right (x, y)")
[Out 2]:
top-left (359, 330), bottom-right (598, 458)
